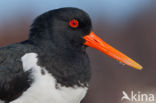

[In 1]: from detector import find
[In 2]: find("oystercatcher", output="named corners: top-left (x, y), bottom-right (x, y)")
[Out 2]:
top-left (0, 7), bottom-right (142, 103)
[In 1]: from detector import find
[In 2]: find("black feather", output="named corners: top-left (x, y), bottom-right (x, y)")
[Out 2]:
top-left (0, 7), bottom-right (92, 102)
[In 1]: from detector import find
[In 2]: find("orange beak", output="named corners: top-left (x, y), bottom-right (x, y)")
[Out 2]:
top-left (83, 32), bottom-right (143, 70)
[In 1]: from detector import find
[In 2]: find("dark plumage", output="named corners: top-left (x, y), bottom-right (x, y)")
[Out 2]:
top-left (29, 7), bottom-right (92, 87)
top-left (0, 7), bottom-right (92, 102)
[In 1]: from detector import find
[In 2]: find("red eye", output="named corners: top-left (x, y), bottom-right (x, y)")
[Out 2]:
top-left (69, 19), bottom-right (79, 28)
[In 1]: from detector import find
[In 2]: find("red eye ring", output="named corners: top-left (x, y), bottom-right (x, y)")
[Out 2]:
top-left (69, 19), bottom-right (79, 28)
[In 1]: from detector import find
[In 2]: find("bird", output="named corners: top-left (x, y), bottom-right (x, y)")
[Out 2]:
top-left (0, 7), bottom-right (142, 103)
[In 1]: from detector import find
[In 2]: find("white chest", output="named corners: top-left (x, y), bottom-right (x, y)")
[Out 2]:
top-left (10, 53), bottom-right (88, 103)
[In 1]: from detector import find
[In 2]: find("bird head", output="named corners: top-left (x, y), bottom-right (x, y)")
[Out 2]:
top-left (29, 7), bottom-right (142, 70)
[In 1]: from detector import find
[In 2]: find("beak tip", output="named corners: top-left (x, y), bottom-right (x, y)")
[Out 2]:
top-left (134, 64), bottom-right (143, 70)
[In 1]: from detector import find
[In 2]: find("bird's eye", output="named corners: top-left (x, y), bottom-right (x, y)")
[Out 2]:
top-left (69, 19), bottom-right (79, 28)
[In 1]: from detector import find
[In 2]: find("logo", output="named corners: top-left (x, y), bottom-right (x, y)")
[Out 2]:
top-left (121, 90), bottom-right (155, 102)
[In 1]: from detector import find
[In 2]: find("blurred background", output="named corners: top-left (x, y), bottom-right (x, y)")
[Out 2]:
top-left (0, 0), bottom-right (156, 103)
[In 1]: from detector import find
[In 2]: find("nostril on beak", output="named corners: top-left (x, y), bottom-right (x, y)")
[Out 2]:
top-left (93, 39), bottom-right (99, 43)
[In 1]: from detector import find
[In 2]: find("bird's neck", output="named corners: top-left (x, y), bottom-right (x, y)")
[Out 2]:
top-left (37, 45), bottom-right (91, 87)
top-left (22, 37), bottom-right (91, 87)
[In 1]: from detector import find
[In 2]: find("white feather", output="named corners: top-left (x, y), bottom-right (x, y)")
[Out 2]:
top-left (10, 53), bottom-right (87, 103)
top-left (0, 100), bottom-right (4, 103)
